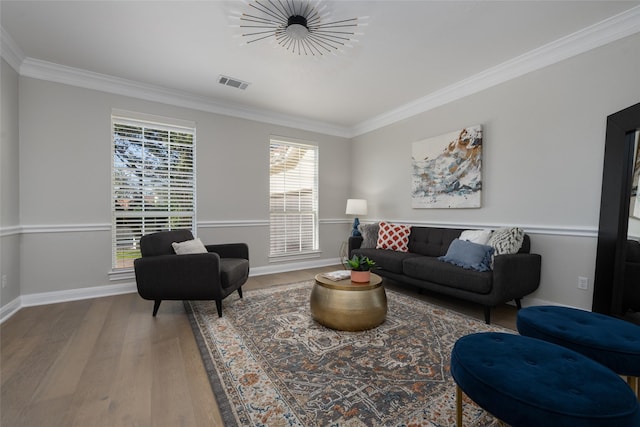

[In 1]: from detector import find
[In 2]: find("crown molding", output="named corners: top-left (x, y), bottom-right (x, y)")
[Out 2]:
top-left (351, 5), bottom-right (640, 137)
top-left (0, 26), bottom-right (24, 72)
top-left (18, 57), bottom-right (353, 138)
top-left (3, 6), bottom-right (640, 139)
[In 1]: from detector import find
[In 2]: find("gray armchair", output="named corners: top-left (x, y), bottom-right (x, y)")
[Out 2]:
top-left (133, 230), bottom-right (249, 317)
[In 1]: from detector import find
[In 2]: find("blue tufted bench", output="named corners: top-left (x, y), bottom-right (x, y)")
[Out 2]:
top-left (450, 332), bottom-right (640, 427)
top-left (517, 306), bottom-right (640, 396)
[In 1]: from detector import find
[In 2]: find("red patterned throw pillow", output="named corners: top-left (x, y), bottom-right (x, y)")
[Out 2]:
top-left (376, 222), bottom-right (412, 252)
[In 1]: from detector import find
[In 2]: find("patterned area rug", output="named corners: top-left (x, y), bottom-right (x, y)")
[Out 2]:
top-left (185, 281), bottom-right (509, 426)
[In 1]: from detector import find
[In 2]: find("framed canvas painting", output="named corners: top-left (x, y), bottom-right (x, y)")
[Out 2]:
top-left (411, 125), bottom-right (482, 208)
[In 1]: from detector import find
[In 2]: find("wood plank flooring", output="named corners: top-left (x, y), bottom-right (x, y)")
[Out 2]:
top-left (1, 266), bottom-right (518, 427)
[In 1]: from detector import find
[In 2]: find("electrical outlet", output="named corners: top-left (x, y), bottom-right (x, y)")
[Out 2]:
top-left (1, 275), bottom-right (7, 289)
top-left (577, 276), bottom-right (588, 290)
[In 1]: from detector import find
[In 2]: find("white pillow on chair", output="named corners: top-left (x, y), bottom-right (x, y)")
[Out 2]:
top-left (172, 238), bottom-right (208, 254)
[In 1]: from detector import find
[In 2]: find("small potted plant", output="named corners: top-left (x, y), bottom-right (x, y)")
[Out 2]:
top-left (347, 255), bottom-right (377, 283)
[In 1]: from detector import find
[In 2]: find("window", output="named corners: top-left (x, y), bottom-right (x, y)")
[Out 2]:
top-left (269, 138), bottom-right (318, 257)
top-left (112, 112), bottom-right (196, 269)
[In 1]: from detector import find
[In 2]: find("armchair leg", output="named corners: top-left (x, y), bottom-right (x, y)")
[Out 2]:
top-left (483, 306), bottom-right (491, 324)
top-left (515, 298), bottom-right (522, 310)
top-left (152, 300), bottom-right (162, 316)
top-left (215, 300), bottom-right (223, 318)
top-left (237, 287), bottom-right (243, 299)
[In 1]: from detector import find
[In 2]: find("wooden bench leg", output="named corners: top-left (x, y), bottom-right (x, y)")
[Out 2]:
top-left (456, 385), bottom-right (463, 427)
top-left (456, 383), bottom-right (508, 426)
top-left (627, 376), bottom-right (638, 399)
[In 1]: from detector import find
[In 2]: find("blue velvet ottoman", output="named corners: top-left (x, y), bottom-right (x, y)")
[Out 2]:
top-left (517, 306), bottom-right (640, 396)
top-left (450, 332), bottom-right (640, 427)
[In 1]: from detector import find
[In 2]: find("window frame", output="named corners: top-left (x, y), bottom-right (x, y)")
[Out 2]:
top-left (269, 136), bottom-right (319, 260)
top-left (111, 110), bottom-right (196, 270)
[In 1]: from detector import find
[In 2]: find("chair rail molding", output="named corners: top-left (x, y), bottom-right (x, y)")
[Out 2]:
top-left (1, 221), bottom-right (597, 238)
top-left (362, 220), bottom-right (598, 238)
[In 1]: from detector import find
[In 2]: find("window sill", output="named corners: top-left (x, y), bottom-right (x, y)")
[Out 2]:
top-left (269, 251), bottom-right (322, 263)
top-left (108, 268), bottom-right (135, 282)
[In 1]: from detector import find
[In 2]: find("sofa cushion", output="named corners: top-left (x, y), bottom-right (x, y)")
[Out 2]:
top-left (403, 256), bottom-right (493, 293)
top-left (220, 258), bottom-right (250, 289)
top-left (438, 239), bottom-right (494, 272)
top-left (488, 227), bottom-right (525, 255)
top-left (352, 248), bottom-right (421, 274)
top-left (358, 222), bottom-right (380, 248)
top-left (376, 222), bottom-right (412, 252)
top-left (408, 227), bottom-right (463, 257)
top-left (460, 229), bottom-right (493, 245)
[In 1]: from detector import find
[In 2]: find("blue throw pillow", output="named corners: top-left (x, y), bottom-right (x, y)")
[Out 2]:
top-left (438, 239), bottom-right (494, 272)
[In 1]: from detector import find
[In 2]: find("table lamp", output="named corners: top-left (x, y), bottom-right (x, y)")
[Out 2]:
top-left (346, 199), bottom-right (368, 237)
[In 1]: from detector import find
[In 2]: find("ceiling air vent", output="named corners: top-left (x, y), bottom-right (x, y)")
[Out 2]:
top-left (218, 75), bottom-right (250, 90)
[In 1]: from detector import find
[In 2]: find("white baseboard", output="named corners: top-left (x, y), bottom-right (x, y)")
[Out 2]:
top-left (0, 257), bottom-right (584, 325)
top-left (250, 257), bottom-right (343, 276)
top-left (20, 282), bottom-right (138, 308)
top-left (511, 296), bottom-right (583, 311)
top-left (0, 297), bottom-right (22, 324)
top-left (0, 258), bottom-right (344, 324)
top-left (0, 282), bottom-right (137, 324)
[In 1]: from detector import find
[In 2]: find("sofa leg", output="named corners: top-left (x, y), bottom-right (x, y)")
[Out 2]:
top-left (152, 300), bottom-right (162, 316)
top-left (215, 300), bottom-right (223, 318)
top-left (515, 298), bottom-right (522, 310)
top-left (237, 287), bottom-right (243, 299)
top-left (484, 306), bottom-right (491, 324)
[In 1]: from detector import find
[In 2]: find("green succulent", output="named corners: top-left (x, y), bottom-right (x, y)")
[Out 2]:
top-left (347, 255), bottom-right (377, 271)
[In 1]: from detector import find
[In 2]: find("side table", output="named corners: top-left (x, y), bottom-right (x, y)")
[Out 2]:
top-left (311, 272), bottom-right (387, 331)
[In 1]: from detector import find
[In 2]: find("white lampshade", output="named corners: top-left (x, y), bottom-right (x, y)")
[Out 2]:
top-left (345, 199), bottom-right (368, 216)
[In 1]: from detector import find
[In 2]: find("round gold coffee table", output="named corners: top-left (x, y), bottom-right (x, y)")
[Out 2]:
top-left (311, 272), bottom-right (387, 331)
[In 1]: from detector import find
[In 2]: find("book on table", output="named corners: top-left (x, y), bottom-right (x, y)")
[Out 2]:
top-left (321, 270), bottom-right (352, 281)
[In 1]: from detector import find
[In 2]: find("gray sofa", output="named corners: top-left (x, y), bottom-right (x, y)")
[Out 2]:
top-left (349, 226), bottom-right (541, 323)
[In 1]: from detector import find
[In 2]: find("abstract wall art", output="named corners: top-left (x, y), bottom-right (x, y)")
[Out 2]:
top-left (411, 125), bottom-right (483, 208)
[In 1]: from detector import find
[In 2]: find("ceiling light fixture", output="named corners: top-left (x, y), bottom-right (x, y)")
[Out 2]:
top-left (238, 0), bottom-right (365, 56)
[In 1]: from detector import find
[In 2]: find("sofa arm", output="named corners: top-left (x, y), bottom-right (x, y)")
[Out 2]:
top-left (348, 236), bottom-right (363, 256)
top-left (492, 253), bottom-right (542, 301)
top-left (205, 243), bottom-right (249, 260)
top-left (134, 253), bottom-right (223, 300)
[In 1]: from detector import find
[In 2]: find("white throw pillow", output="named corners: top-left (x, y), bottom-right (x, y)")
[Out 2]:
top-left (488, 227), bottom-right (525, 255)
top-left (172, 238), bottom-right (207, 255)
top-left (459, 229), bottom-right (493, 245)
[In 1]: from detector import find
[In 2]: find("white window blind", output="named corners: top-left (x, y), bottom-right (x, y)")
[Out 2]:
top-left (112, 113), bottom-right (196, 269)
top-left (269, 138), bottom-right (318, 257)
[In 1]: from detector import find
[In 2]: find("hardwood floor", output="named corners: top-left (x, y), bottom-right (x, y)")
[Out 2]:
top-left (1, 266), bottom-right (518, 426)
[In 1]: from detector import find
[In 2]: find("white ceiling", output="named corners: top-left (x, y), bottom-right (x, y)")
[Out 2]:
top-left (2, 1), bottom-right (640, 137)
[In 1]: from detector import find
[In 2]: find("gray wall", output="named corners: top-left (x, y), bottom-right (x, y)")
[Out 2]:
top-left (351, 33), bottom-right (640, 309)
top-left (2, 32), bottom-right (640, 314)
top-left (0, 58), bottom-right (21, 307)
top-left (14, 77), bottom-right (351, 298)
